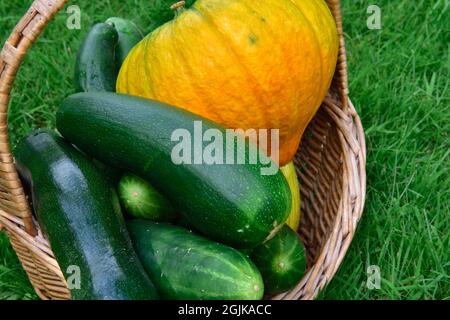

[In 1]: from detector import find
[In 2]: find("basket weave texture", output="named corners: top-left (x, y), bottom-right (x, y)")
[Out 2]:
top-left (0, 0), bottom-right (366, 300)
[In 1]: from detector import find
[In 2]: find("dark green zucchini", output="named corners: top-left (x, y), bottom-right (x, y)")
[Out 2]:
top-left (105, 17), bottom-right (144, 69)
top-left (127, 220), bottom-right (264, 300)
top-left (92, 158), bottom-right (123, 186)
top-left (74, 23), bottom-right (118, 92)
top-left (250, 225), bottom-right (306, 294)
top-left (14, 130), bottom-right (158, 300)
top-left (175, 215), bottom-right (197, 231)
top-left (56, 92), bottom-right (291, 249)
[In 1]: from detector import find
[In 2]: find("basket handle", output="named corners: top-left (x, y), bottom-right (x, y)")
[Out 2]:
top-left (326, 0), bottom-right (350, 110)
top-left (0, 0), bottom-right (348, 237)
top-left (0, 0), bottom-right (67, 236)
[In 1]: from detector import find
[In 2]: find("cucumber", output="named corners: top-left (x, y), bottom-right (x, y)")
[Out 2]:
top-left (105, 17), bottom-right (144, 69)
top-left (74, 23), bottom-right (118, 92)
top-left (14, 130), bottom-right (158, 300)
top-left (118, 173), bottom-right (176, 222)
top-left (250, 225), bottom-right (306, 294)
top-left (56, 92), bottom-right (291, 248)
top-left (127, 220), bottom-right (264, 300)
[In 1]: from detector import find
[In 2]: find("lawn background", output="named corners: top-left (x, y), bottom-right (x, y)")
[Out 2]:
top-left (0, 0), bottom-right (448, 300)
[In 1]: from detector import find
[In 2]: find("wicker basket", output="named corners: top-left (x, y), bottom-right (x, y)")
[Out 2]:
top-left (0, 0), bottom-right (366, 300)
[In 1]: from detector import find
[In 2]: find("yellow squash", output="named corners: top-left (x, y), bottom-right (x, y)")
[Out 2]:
top-left (117, 0), bottom-right (339, 165)
top-left (281, 162), bottom-right (301, 231)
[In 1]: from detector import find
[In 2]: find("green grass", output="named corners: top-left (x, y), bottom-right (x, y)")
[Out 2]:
top-left (0, 0), bottom-right (448, 300)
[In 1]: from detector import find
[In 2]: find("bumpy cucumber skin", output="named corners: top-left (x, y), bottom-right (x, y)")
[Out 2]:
top-left (105, 17), bottom-right (144, 69)
top-left (118, 173), bottom-right (176, 222)
top-left (14, 130), bottom-right (158, 300)
top-left (74, 23), bottom-right (118, 93)
top-left (127, 220), bottom-right (264, 300)
top-left (56, 93), bottom-right (291, 249)
top-left (250, 225), bottom-right (306, 295)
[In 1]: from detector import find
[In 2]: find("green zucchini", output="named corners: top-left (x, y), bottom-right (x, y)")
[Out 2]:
top-left (56, 92), bottom-right (291, 248)
top-left (74, 23), bottom-right (118, 92)
top-left (127, 220), bottom-right (264, 300)
top-left (118, 173), bottom-right (176, 222)
top-left (175, 215), bottom-right (197, 231)
top-left (105, 17), bottom-right (144, 69)
top-left (14, 130), bottom-right (158, 300)
top-left (93, 158), bottom-right (123, 185)
top-left (250, 225), bottom-right (306, 295)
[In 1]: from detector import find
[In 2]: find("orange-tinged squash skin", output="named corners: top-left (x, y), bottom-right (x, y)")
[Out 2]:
top-left (117, 0), bottom-right (339, 165)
